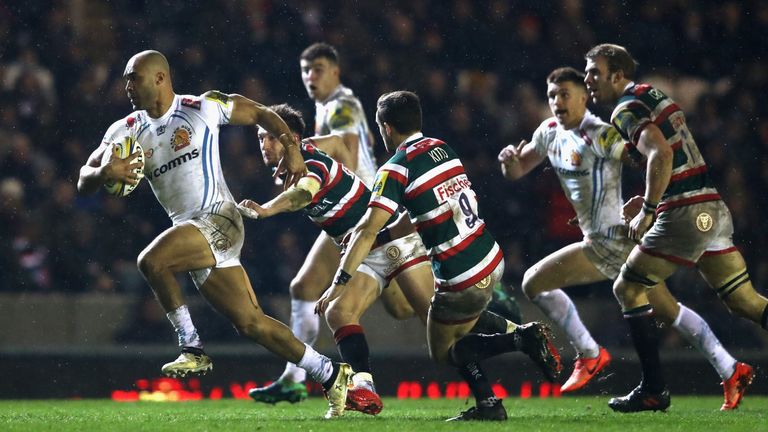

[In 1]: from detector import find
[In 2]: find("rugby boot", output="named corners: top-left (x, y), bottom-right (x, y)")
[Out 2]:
top-left (561, 346), bottom-right (612, 393)
top-left (608, 384), bottom-right (670, 413)
top-left (346, 372), bottom-right (383, 415)
top-left (517, 322), bottom-right (562, 382)
top-left (161, 347), bottom-right (212, 378)
top-left (720, 362), bottom-right (755, 411)
top-left (446, 400), bottom-right (507, 422)
top-left (488, 282), bottom-right (523, 324)
top-left (248, 379), bottom-right (308, 404)
top-left (323, 363), bottom-right (353, 419)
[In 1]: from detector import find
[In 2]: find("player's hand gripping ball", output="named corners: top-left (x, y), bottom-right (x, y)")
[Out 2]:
top-left (102, 135), bottom-right (145, 196)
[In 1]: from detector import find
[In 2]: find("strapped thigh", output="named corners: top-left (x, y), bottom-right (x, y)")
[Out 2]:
top-left (714, 269), bottom-right (751, 300)
top-left (620, 263), bottom-right (660, 288)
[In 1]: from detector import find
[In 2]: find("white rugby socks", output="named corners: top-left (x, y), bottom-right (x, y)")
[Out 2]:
top-left (533, 290), bottom-right (600, 358)
top-left (278, 299), bottom-right (319, 383)
top-left (297, 343), bottom-right (334, 385)
top-left (166, 305), bottom-right (203, 348)
top-left (672, 303), bottom-right (736, 380)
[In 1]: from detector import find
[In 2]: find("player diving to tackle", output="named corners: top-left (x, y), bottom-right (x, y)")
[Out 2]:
top-left (239, 103), bottom-right (552, 416)
top-left (249, 42), bottom-right (522, 405)
top-left (498, 66), bottom-right (753, 409)
top-left (318, 91), bottom-right (562, 421)
top-left (77, 50), bottom-right (353, 419)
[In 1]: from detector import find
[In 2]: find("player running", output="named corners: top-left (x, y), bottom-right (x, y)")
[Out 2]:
top-left (240, 104), bottom-right (544, 416)
top-left (77, 50), bottom-right (352, 419)
top-left (318, 91), bottom-right (562, 421)
top-left (498, 66), bottom-right (753, 409)
top-left (584, 43), bottom-right (766, 412)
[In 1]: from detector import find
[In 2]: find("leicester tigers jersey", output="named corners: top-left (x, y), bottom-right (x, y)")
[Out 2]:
top-left (369, 133), bottom-right (503, 292)
top-left (315, 84), bottom-right (378, 186)
top-left (531, 110), bottom-right (626, 237)
top-left (100, 92), bottom-right (235, 224)
top-left (611, 82), bottom-right (720, 212)
top-left (301, 141), bottom-right (397, 239)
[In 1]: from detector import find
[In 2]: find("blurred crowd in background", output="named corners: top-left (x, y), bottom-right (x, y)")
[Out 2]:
top-left (1, 0), bottom-right (767, 347)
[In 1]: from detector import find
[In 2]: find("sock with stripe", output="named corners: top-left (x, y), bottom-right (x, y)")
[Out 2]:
top-left (334, 324), bottom-right (371, 373)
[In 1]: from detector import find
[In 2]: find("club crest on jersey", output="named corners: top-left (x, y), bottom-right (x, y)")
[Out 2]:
top-left (434, 174), bottom-right (471, 202)
top-left (570, 151), bottom-right (582, 167)
top-left (171, 125), bottom-right (192, 152)
top-left (696, 212), bottom-right (713, 232)
top-left (144, 148), bottom-right (154, 159)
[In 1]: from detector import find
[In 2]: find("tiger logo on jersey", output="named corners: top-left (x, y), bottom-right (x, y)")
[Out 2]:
top-left (172, 125), bottom-right (192, 152)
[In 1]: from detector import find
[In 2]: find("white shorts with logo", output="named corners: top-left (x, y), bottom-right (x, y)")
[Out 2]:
top-left (186, 201), bottom-right (245, 288)
top-left (356, 231), bottom-right (431, 292)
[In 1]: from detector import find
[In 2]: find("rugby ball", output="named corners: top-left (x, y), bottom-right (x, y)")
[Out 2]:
top-left (102, 135), bottom-right (145, 197)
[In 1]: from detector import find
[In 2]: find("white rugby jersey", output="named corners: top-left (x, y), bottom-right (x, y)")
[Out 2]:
top-left (101, 92), bottom-right (235, 224)
top-left (531, 110), bottom-right (626, 237)
top-left (314, 84), bottom-right (378, 186)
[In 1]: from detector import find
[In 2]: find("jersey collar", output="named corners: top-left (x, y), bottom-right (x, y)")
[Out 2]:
top-left (397, 132), bottom-right (424, 150)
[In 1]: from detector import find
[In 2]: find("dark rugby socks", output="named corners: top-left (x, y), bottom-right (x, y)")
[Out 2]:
top-left (457, 361), bottom-right (499, 407)
top-left (470, 311), bottom-right (509, 334)
top-left (624, 304), bottom-right (665, 393)
top-left (448, 332), bottom-right (520, 366)
top-left (334, 325), bottom-right (371, 373)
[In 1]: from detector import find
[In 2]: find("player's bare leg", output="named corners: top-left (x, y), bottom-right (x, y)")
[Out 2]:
top-left (137, 223), bottom-right (219, 377)
top-left (200, 265), bottom-right (353, 418)
top-left (609, 248), bottom-right (677, 412)
top-left (250, 232), bottom-right (339, 403)
top-left (697, 251), bottom-right (763, 409)
top-left (325, 272), bottom-right (384, 415)
top-left (379, 279), bottom-right (416, 320)
top-left (522, 243), bottom-right (610, 392)
top-left (388, 264), bottom-right (434, 324)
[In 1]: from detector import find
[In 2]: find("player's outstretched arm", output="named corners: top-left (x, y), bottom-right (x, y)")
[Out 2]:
top-left (237, 177), bottom-right (318, 219)
top-left (304, 134), bottom-right (355, 168)
top-left (78, 144), bottom-right (142, 195)
top-left (227, 93), bottom-right (307, 188)
top-left (315, 206), bottom-right (393, 315)
top-left (498, 140), bottom-right (545, 180)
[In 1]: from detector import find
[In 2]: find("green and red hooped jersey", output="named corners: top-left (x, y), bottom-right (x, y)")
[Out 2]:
top-left (301, 141), bottom-right (396, 238)
top-left (369, 135), bottom-right (503, 292)
top-left (611, 83), bottom-right (720, 213)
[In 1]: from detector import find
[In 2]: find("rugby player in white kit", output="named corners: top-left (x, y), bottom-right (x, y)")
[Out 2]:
top-left (77, 50), bottom-right (354, 419)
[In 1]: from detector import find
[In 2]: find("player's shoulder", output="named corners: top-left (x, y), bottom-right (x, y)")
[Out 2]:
top-left (104, 111), bottom-right (144, 139)
top-left (199, 90), bottom-right (232, 108)
top-left (533, 116), bottom-right (559, 141)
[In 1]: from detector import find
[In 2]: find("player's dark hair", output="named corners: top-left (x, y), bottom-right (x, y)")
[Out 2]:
top-left (547, 67), bottom-right (586, 90)
top-left (300, 42), bottom-right (339, 64)
top-left (376, 91), bottom-right (422, 134)
top-left (585, 43), bottom-right (638, 80)
top-left (268, 104), bottom-right (306, 136)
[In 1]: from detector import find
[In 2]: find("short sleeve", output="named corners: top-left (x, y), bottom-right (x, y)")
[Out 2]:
top-left (200, 91), bottom-right (235, 126)
top-left (369, 163), bottom-right (407, 215)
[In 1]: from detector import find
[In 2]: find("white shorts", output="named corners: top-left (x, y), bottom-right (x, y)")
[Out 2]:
top-left (356, 232), bottom-right (431, 292)
top-left (581, 227), bottom-right (636, 280)
top-left (187, 201), bottom-right (245, 288)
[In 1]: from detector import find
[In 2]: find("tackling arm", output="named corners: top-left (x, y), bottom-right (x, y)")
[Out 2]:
top-left (238, 177), bottom-right (320, 219)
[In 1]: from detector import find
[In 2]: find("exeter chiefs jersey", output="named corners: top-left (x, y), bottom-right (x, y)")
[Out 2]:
top-left (315, 84), bottom-right (378, 186)
top-left (611, 82), bottom-right (720, 212)
top-left (101, 92), bottom-right (235, 224)
top-left (370, 134), bottom-right (503, 292)
top-left (301, 141), bottom-right (397, 239)
top-left (531, 111), bottom-right (626, 237)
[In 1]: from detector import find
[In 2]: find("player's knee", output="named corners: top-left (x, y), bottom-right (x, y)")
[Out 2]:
top-left (290, 276), bottom-right (321, 301)
top-left (521, 270), bottom-right (541, 299)
top-left (137, 249), bottom-right (163, 277)
top-left (232, 316), bottom-right (266, 341)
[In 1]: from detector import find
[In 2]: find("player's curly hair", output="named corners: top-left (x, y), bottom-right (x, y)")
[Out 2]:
top-left (585, 43), bottom-right (638, 80)
top-left (268, 104), bottom-right (306, 136)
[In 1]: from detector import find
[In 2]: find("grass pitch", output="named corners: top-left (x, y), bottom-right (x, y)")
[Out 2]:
top-left (0, 396), bottom-right (766, 432)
